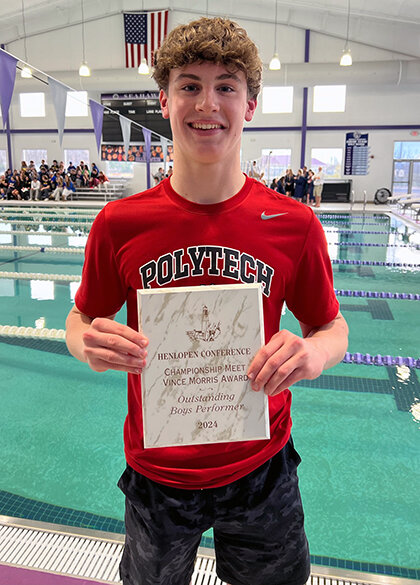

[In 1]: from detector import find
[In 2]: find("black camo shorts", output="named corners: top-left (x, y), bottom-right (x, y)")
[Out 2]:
top-left (118, 437), bottom-right (310, 585)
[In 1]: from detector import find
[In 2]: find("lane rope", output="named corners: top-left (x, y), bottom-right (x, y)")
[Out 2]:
top-left (0, 245), bottom-right (84, 254)
top-left (0, 324), bottom-right (65, 340)
top-left (342, 352), bottom-right (420, 368)
top-left (335, 289), bottom-right (420, 300)
top-left (332, 259), bottom-right (420, 267)
top-left (0, 271), bottom-right (81, 281)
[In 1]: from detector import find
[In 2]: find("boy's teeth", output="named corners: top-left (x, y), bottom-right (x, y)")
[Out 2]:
top-left (192, 123), bottom-right (221, 129)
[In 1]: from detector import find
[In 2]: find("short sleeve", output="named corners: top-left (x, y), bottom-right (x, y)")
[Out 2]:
top-left (74, 207), bottom-right (127, 318)
top-left (285, 213), bottom-right (339, 327)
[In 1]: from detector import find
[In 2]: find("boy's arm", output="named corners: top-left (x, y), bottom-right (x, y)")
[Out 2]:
top-left (65, 305), bottom-right (148, 374)
top-left (247, 311), bottom-right (348, 396)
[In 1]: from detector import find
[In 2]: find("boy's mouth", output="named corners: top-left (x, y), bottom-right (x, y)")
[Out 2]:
top-left (188, 122), bottom-right (225, 130)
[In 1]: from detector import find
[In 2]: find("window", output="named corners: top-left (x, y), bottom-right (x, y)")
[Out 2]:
top-left (22, 150), bottom-right (48, 169)
top-left (261, 149), bottom-right (292, 182)
top-left (64, 149), bottom-right (90, 168)
top-left (311, 148), bottom-right (343, 178)
top-left (313, 85), bottom-right (346, 113)
top-left (262, 87), bottom-right (294, 114)
top-left (19, 92), bottom-right (45, 117)
top-left (393, 141), bottom-right (420, 160)
top-left (0, 150), bottom-right (7, 174)
top-left (66, 91), bottom-right (88, 117)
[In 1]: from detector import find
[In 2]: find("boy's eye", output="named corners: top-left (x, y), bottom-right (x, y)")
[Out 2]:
top-left (218, 85), bottom-right (234, 93)
top-left (182, 84), bottom-right (198, 92)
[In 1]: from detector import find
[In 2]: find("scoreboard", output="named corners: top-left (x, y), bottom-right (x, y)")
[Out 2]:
top-left (101, 91), bottom-right (172, 142)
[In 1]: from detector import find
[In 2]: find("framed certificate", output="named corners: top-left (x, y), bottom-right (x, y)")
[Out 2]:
top-left (137, 283), bottom-right (269, 448)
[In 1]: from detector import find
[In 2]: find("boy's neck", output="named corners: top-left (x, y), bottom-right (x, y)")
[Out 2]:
top-left (169, 155), bottom-right (246, 205)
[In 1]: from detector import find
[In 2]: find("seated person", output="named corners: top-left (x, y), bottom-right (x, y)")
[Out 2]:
top-left (39, 174), bottom-right (52, 200)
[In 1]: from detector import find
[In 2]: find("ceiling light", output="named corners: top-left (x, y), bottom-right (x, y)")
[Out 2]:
top-left (138, 58), bottom-right (150, 75)
top-left (269, 1), bottom-right (281, 71)
top-left (340, 49), bottom-right (352, 67)
top-left (21, 65), bottom-right (32, 78)
top-left (79, 61), bottom-right (91, 77)
top-left (269, 53), bottom-right (281, 71)
top-left (79, 0), bottom-right (91, 77)
top-left (20, 0), bottom-right (32, 78)
top-left (340, 0), bottom-right (353, 67)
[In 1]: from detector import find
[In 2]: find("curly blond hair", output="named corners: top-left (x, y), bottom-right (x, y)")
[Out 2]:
top-left (152, 17), bottom-right (262, 99)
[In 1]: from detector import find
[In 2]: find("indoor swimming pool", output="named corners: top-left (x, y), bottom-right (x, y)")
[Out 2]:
top-left (0, 205), bottom-right (419, 580)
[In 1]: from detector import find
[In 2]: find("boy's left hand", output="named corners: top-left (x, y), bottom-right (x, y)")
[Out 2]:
top-left (246, 329), bottom-right (327, 397)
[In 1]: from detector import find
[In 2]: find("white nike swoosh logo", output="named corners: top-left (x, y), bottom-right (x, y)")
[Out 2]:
top-left (261, 211), bottom-right (288, 220)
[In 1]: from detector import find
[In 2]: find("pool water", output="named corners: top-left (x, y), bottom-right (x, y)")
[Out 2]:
top-left (0, 209), bottom-right (419, 579)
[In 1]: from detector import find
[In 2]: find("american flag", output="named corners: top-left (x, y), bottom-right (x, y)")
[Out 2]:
top-left (124, 11), bottom-right (169, 69)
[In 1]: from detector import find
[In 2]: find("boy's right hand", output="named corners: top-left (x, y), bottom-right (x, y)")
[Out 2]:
top-left (82, 317), bottom-right (148, 374)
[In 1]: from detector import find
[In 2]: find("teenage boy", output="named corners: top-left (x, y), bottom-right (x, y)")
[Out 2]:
top-left (66, 17), bottom-right (348, 585)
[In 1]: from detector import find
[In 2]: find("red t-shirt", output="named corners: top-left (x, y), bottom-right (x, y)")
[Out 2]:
top-left (75, 176), bottom-right (339, 489)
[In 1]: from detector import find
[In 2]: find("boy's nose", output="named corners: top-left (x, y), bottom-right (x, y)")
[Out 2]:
top-left (195, 90), bottom-right (220, 112)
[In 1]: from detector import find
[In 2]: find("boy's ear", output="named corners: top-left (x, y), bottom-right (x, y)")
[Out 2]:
top-left (160, 89), bottom-right (169, 119)
top-left (245, 98), bottom-right (257, 122)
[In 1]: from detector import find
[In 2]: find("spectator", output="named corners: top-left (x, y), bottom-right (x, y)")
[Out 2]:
top-left (313, 166), bottom-right (325, 207)
top-left (30, 174), bottom-right (41, 201)
top-left (0, 174), bottom-right (9, 199)
top-left (52, 175), bottom-right (65, 200)
top-left (284, 168), bottom-right (294, 197)
top-left (91, 163), bottom-right (100, 179)
top-left (19, 171), bottom-right (31, 200)
top-left (305, 170), bottom-right (315, 205)
top-left (75, 168), bottom-right (84, 188)
top-left (276, 176), bottom-right (286, 195)
top-left (7, 172), bottom-right (21, 200)
top-left (89, 175), bottom-right (100, 189)
top-left (39, 160), bottom-right (49, 174)
top-left (293, 169), bottom-right (307, 202)
top-left (153, 167), bottom-right (165, 183)
top-left (63, 175), bottom-right (76, 200)
top-left (83, 169), bottom-right (91, 187)
top-left (39, 174), bottom-right (52, 200)
top-left (98, 171), bottom-right (109, 191)
top-left (249, 160), bottom-right (263, 181)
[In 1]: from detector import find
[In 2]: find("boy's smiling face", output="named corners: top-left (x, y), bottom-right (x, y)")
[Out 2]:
top-left (159, 62), bottom-right (257, 167)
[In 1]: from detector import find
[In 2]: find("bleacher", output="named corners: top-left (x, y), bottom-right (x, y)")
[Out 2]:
top-left (67, 180), bottom-right (128, 202)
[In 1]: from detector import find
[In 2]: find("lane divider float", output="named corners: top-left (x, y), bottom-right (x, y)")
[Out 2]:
top-left (342, 352), bottom-right (420, 368)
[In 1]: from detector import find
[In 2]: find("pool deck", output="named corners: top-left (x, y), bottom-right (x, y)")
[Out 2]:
top-left (0, 516), bottom-right (419, 585)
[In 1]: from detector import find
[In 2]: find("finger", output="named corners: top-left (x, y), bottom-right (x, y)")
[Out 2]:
top-left (264, 365), bottom-right (306, 396)
top-left (84, 345), bottom-right (147, 370)
top-left (88, 355), bottom-right (146, 375)
top-left (256, 350), bottom-right (299, 393)
top-left (83, 329), bottom-right (147, 359)
top-left (248, 343), bottom-right (295, 391)
top-left (247, 331), bottom-right (289, 379)
top-left (92, 318), bottom-right (149, 348)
